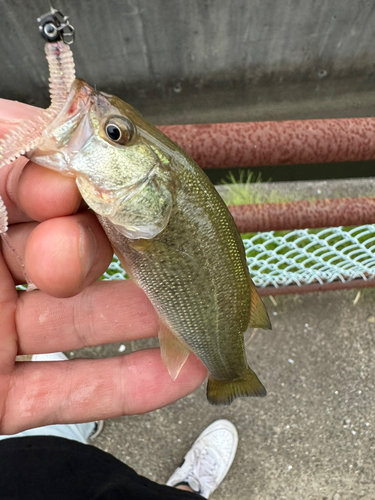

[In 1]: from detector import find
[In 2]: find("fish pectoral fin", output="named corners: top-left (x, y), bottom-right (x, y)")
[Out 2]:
top-left (158, 321), bottom-right (190, 381)
top-left (248, 278), bottom-right (272, 330)
top-left (207, 367), bottom-right (267, 405)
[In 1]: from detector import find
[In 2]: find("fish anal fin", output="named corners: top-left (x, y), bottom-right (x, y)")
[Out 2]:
top-left (207, 367), bottom-right (267, 405)
top-left (158, 321), bottom-right (190, 381)
top-left (248, 278), bottom-right (272, 330)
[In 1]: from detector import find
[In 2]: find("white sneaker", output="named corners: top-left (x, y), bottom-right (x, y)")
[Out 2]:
top-left (88, 419), bottom-right (105, 440)
top-left (166, 419), bottom-right (238, 498)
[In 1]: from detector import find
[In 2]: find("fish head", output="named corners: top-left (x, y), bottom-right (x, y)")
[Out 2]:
top-left (28, 79), bottom-right (177, 239)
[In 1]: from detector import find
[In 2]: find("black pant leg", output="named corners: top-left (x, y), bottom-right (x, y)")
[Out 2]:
top-left (0, 436), bottom-right (200, 500)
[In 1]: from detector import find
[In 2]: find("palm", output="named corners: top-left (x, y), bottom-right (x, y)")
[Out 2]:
top-left (0, 102), bottom-right (206, 435)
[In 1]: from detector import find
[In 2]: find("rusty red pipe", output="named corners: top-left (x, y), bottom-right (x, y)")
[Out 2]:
top-left (257, 277), bottom-right (375, 296)
top-left (158, 118), bottom-right (375, 169)
top-left (228, 196), bottom-right (375, 232)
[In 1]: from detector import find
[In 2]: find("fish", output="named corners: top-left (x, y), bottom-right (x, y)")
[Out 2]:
top-left (28, 78), bottom-right (271, 405)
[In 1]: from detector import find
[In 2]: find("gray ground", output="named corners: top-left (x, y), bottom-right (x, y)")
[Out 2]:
top-left (70, 288), bottom-right (375, 500)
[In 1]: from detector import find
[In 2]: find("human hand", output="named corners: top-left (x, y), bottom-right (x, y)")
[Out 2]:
top-left (0, 99), bottom-right (207, 435)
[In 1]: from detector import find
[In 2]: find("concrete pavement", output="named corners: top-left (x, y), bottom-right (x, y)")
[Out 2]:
top-left (70, 288), bottom-right (375, 499)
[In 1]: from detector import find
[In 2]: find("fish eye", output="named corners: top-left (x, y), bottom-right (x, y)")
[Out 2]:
top-left (104, 117), bottom-right (135, 145)
top-left (106, 124), bottom-right (121, 141)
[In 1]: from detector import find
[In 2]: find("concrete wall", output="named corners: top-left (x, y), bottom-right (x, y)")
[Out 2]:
top-left (1, 0), bottom-right (375, 123)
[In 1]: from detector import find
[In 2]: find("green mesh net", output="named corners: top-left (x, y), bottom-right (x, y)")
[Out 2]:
top-left (101, 225), bottom-right (375, 289)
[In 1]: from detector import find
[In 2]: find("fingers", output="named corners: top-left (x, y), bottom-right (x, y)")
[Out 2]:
top-left (0, 253), bottom-right (18, 374)
top-left (1, 221), bottom-right (38, 283)
top-left (0, 99), bottom-right (81, 225)
top-left (0, 158), bottom-right (33, 226)
top-left (3, 350), bottom-right (208, 434)
top-left (17, 162), bottom-right (81, 222)
top-left (24, 211), bottom-right (113, 297)
top-left (0, 101), bottom-right (109, 296)
top-left (16, 280), bottom-right (159, 354)
top-left (2, 210), bottom-right (113, 296)
top-left (0, 100), bottom-right (105, 297)
top-left (3, 159), bottom-right (81, 226)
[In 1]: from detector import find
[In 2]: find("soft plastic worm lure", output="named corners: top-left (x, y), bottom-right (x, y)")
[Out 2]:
top-left (0, 7), bottom-right (76, 286)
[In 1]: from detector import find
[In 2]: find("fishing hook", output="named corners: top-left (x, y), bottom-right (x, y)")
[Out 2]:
top-left (37, 5), bottom-right (75, 45)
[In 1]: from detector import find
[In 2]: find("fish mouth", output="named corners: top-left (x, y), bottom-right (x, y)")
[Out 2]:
top-left (26, 79), bottom-right (95, 172)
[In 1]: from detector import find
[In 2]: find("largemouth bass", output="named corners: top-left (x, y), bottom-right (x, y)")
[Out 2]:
top-left (28, 79), bottom-right (271, 405)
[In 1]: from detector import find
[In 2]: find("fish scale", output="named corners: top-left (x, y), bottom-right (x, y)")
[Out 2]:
top-left (98, 148), bottom-right (257, 383)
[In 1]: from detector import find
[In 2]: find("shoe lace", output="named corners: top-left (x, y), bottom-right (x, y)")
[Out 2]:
top-left (186, 447), bottom-right (219, 496)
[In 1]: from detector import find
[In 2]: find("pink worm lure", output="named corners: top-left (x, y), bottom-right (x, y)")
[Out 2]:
top-left (0, 8), bottom-right (76, 288)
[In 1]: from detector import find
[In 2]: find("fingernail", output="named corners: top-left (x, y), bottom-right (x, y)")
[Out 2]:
top-left (78, 223), bottom-right (98, 279)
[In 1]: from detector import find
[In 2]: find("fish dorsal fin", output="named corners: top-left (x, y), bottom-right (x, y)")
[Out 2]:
top-left (248, 278), bottom-right (272, 330)
top-left (158, 320), bottom-right (190, 381)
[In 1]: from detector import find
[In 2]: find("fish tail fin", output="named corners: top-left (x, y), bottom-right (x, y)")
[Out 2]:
top-left (207, 367), bottom-right (266, 405)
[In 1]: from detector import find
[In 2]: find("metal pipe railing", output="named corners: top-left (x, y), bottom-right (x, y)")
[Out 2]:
top-left (257, 278), bottom-right (375, 296)
top-left (160, 118), bottom-right (375, 232)
top-left (159, 117), bottom-right (375, 169)
top-left (228, 196), bottom-right (375, 232)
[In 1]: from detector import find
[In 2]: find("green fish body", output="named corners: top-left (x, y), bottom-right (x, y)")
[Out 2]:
top-left (29, 79), bottom-right (271, 405)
